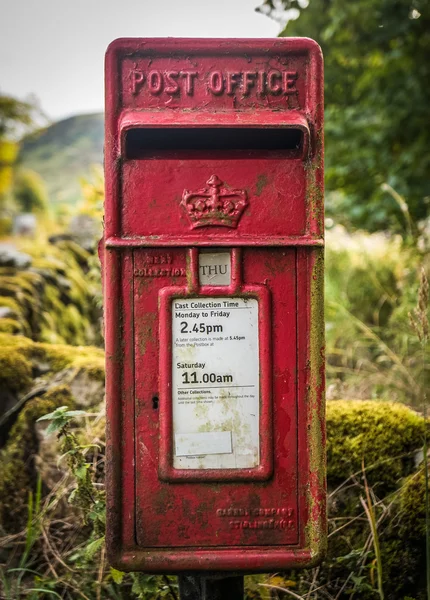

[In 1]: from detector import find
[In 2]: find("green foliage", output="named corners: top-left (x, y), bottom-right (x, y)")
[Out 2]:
top-left (399, 468), bottom-right (427, 540)
top-left (0, 95), bottom-right (38, 139)
top-left (37, 405), bottom-right (87, 434)
top-left (325, 227), bottom-right (428, 403)
top-left (264, 404), bottom-right (427, 599)
top-left (33, 408), bottom-right (177, 600)
top-left (0, 214), bottom-right (12, 235)
top-left (1, 365), bottom-right (428, 598)
top-left (78, 164), bottom-right (104, 221)
top-left (0, 94), bottom-right (43, 217)
top-left (258, 0), bottom-right (430, 232)
top-left (326, 229), bottom-right (409, 327)
top-left (19, 113), bottom-right (104, 209)
top-left (408, 268), bottom-right (430, 600)
top-left (37, 407), bottom-right (105, 537)
top-left (0, 477), bottom-right (63, 600)
top-left (0, 140), bottom-right (18, 204)
top-left (361, 472), bottom-right (384, 599)
top-left (13, 168), bottom-right (48, 214)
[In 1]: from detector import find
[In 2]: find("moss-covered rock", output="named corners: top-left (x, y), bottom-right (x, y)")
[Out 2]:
top-left (0, 295), bottom-right (23, 316)
top-left (327, 400), bottom-right (424, 491)
top-left (0, 339), bottom-right (427, 599)
top-left (0, 332), bottom-right (104, 379)
top-left (267, 400), bottom-right (427, 599)
top-left (34, 341), bottom-right (105, 380)
top-left (399, 467), bottom-right (427, 541)
top-left (0, 317), bottom-right (23, 334)
top-left (0, 345), bottom-right (32, 396)
top-left (374, 467), bottom-right (427, 600)
top-left (0, 331), bottom-right (105, 532)
top-left (0, 237), bottom-right (102, 347)
top-left (0, 331), bottom-right (33, 352)
top-left (0, 385), bottom-right (75, 531)
top-left (0, 333), bottom-right (104, 448)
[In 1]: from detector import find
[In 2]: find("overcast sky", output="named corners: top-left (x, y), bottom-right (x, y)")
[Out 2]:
top-left (0, 0), bottom-right (280, 122)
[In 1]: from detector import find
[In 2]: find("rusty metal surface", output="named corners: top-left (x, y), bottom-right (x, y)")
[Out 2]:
top-left (103, 37), bottom-right (325, 573)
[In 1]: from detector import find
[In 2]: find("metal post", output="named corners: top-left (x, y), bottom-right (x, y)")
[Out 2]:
top-left (178, 575), bottom-right (244, 600)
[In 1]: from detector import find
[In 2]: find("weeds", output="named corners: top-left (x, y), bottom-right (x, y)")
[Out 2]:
top-left (1, 228), bottom-right (428, 599)
top-left (409, 268), bottom-right (429, 600)
top-left (359, 464), bottom-right (384, 600)
top-left (35, 406), bottom-right (177, 600)
top-left (0, 477), bottom-right (62, 599)
top-left (0, 399), bottom-right (427, 599)
top-left (325, 228), bottom-right (428, 404)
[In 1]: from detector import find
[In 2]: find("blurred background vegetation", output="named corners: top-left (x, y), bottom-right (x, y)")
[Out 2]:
top-left (259, 0), bottom-right (430, 232)
top-left (0, 0), bottom-right (429, 598)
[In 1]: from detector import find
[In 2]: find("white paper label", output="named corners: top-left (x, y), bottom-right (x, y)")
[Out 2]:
top-left (175, 431), bottom-right (232, 457)
top-left (198, 252), bottom-right (231, 286)
top-left (172, 297), bottom-right (260, 470)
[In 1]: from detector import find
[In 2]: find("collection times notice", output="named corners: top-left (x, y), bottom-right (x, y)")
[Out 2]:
top-left (172, 297), bottom-right (260, 470)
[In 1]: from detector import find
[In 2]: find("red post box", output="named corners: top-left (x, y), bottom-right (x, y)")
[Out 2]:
top-left (103, 38), bottom-right (325, 573)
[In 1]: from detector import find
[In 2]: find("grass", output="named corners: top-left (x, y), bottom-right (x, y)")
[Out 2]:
top-left (0, 477), bottom-right (62, 599)
top-left (0, 219), bottom-right (429, 598)
top-left (325, 226), bottom-right (427, 404)
top-left (409, 269), bottom-right (430, 600)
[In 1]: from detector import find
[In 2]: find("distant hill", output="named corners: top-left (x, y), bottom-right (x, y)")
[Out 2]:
top-left (18, 113), bottom-right (104, 208)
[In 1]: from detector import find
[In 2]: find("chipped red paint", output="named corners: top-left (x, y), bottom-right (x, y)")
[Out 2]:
top-left (103, 38), bottom-right (325, 573)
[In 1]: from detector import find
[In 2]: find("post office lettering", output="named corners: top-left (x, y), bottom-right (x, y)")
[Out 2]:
top-left (130, 68), bottom-right (298, 98)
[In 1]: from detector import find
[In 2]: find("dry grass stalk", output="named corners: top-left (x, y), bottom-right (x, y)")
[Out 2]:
top-left (409, 266), bottom-right (429, 600)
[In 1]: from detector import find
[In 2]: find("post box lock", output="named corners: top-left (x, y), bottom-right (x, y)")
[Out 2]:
top-left (104, 38), bottom-right (325, 573)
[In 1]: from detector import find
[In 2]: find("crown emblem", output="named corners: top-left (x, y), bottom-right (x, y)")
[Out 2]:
top-left (181, 175), bottom-right (248, 229)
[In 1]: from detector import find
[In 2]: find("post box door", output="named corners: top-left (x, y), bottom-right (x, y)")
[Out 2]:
top-left (133, 246), bottom-right (299, 548)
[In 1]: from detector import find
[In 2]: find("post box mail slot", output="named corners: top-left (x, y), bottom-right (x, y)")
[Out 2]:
top-left (104, 38), bottom-right (325, 573)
